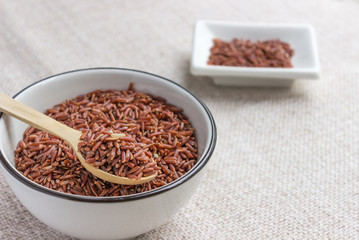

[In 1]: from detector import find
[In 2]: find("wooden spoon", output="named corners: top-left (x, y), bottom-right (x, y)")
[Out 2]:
top-left (0, 93), bottom-right (157, 185)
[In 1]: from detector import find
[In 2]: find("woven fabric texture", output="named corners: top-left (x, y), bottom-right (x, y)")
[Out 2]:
top-left (1, 0), bottom-right (359, 239)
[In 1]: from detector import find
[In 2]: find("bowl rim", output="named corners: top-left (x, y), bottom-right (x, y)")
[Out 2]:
top-left (0, 67), bottom-right (217, 202)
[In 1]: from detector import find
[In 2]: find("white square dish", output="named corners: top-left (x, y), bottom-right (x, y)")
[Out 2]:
top-left (190, 20), bottom-right (321, 87)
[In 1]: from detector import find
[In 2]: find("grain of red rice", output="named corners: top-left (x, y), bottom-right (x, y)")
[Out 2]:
top-left (14, 84), bottom-right (198, 197)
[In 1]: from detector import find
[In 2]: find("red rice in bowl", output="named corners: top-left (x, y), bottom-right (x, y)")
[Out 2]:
top-left (14, 84), bottom-right (198, 197)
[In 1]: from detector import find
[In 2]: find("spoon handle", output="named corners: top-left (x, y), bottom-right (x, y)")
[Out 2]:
top-left (0, 93), bottom-right (80, 142)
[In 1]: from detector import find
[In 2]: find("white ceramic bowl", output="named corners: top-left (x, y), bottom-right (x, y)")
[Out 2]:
top-left (0, 68), bottom-right (216, 240)
top-left (191, 20), bottom-right (321, 87)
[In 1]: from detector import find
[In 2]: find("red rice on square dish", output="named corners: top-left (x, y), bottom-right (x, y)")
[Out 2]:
top-left (208, 38), bottom-right (294, 68)
top-left (14, 84), bottom-right (198, 197)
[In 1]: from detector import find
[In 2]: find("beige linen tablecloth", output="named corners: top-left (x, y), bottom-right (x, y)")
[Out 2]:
top-left (1, 0), bottom-right (359, 239)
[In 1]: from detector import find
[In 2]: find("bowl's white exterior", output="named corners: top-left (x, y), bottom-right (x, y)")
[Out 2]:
top-left (1, 164), bottom-right (204, 240)
top-left (0, 68), bottom-right (215, 240)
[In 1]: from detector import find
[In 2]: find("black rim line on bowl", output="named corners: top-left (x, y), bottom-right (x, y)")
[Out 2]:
top-left (0, 67), bottom-right (217, 203)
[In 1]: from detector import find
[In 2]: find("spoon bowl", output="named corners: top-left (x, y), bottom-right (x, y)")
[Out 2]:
top-left (0, 92), bottom-right (157, 185)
